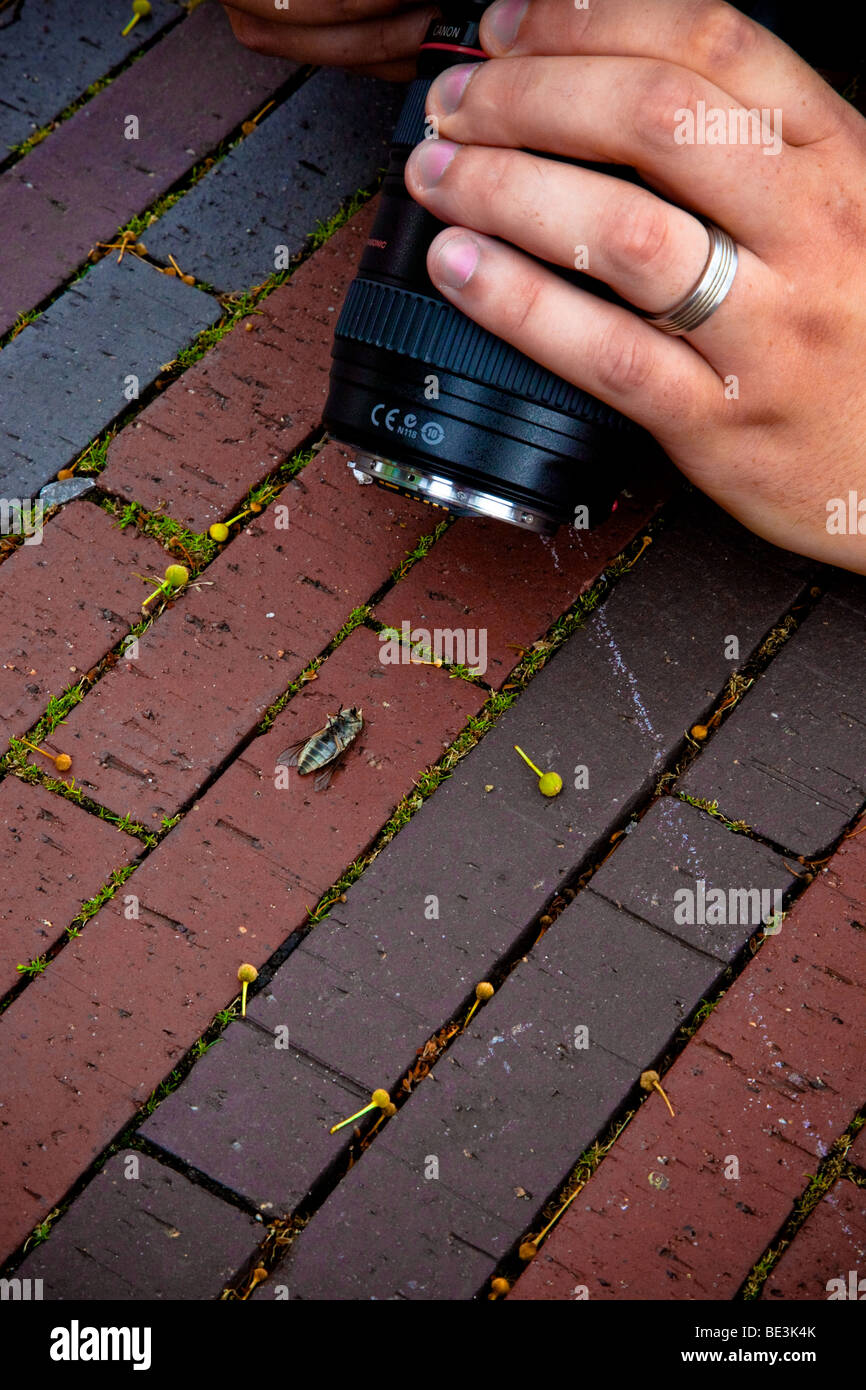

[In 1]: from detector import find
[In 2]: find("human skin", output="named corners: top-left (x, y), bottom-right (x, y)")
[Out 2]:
top-left (404, 0), bottom-right (866, 573)
top-left (227, 0), bottom-right (866, 573)
top-left (221, 0), bottom-right (437, 80)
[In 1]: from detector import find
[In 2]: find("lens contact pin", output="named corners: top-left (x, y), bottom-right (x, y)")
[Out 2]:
top-left (346, 454), bottom-right (557, 534)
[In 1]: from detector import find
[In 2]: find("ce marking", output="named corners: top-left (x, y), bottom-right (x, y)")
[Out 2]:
top-left (371, 403), bottom-right (419, 431)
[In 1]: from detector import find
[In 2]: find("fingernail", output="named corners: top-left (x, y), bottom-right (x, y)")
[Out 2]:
top-left (432, 234), bottom-right (480, 290)
top-left (484, 0), bottom-right (529, 52)
top-left (410, 137), bottom-right (459, 189)
top-left (431, 62), bottom-right (478, 116)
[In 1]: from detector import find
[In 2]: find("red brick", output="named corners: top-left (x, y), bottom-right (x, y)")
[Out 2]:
top-left (0, 779), bottom-right (139, 994)
top-left (0, 500), bottom-right (171, 745)
top-left (54, 442), bottom-right (433, 823)
top-left (761, 1181), bottom-right (866, 1301)
top-left (0, 3), bottom-right (294, 336)
top-left (849, 1128), bottom-right (866, 1171)
top-left (100, 204), bottom-right (378, 530)
top-left (509, 831), bottom-right (866, 1300)
top-left (0, 977), bottom-right (142, 1261)
top-left (374, 479), bottom-right (668, 688)
top-left (0, 627), bottom-right (482, 1261)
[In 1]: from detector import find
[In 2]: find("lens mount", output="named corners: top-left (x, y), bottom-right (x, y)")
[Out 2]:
top-left (345, 452), bottom-right (559, 534)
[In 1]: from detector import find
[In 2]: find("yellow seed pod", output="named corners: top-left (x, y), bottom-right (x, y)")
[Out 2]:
top-left (209, 523), bottom-right (230, 543)
top-left (164, 564), bottom-right (189, 588)
top-left (476, 982), bottom-right (494, 1001)
top-left (54, 753), bottom-right (73, 773)
top-left (518, 1241), bottom-right (538, 1262)
top-left (371, 1088), bottom-right (390, 1109)
top-left (490, 1278), bottom-right (511, 1296)
top-left (691, 724), bottom-right (708, 741)
top-left (237, 964), bottom-right (258, 985)
top-left (538, 771), bottom-right (563, 797)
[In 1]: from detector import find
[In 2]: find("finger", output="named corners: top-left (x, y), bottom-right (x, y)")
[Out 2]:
top-left (426, 55), bottom-right (807, 250)
top-left (223, 3), bottom-right (435, 66)
top-left (424, 226), bottom-right (723, 440)
top-left (479, 0), bottom-right (845, 144)
top-left (406, 139), bottom-right (769, 364)
top-left (224, 0), bottom-right (429, 27)
top-left (349, 57), bottom-right (420, 80)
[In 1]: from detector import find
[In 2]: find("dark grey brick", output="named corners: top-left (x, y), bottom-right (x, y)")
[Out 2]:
top-left (0, 1), bottom-right (181, 154)
top-left (144, 67), bottom-right (403, 291)
top-left (0, 253), bottom-right (220, 497)
top-left (531, 888), bottom-right (725, 1064)
top-left (248, 942), bottom-right (452, 1091)
top-left (139, 1021), bottom-right (370, 1217)
top-left (17, 1149), bottom-right (260, 1300)
top-left (680, 595), bottom-right (866, 857)
top-left (589, 797), bottom-right (799, 960)
top-left (255, 1146), bottom-right (503, 1300)
top-left (826, 571), bottom-right (866, 619)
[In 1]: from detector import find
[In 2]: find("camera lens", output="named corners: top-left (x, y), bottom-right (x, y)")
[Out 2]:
top-left (323, 2), bottom-right (661, 534)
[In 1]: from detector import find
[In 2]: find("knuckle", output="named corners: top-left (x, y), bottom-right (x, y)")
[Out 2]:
top-left (604, 193), bottom-right (673, 276)
top-left (564, 0), bottom-right (594, 46)
top-left (480, 149), bottom-right (520, 206)
top-left (502, 57), bottom-right (543, 119)
top-left (594, 320), bottom-right (655, 395)
top-left (634, 62), bottom-right (703, 148)
top-left (354, 18), bottom-right (405, 65)
top-left (687, 1), bottom-right (759, 71)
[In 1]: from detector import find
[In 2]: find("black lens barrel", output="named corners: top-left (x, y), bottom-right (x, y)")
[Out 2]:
top-left (323, 3), bottom-right (660, 531)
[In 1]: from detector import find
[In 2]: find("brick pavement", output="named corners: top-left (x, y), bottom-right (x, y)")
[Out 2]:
top-left (760, 1181), bottom-right (866, 1301)
top-left (0, 498), bottom-right (171, 745)
top-left (0, 779), bottom-right (140, 995)
top-left (143, 67), bottom-right (403, 292)
top-left (0, 1), bottom-right (183, 156)
top-left (2, 8), bottom-right (864, 1305)
top-left (0, 2), bottom-right (294, 336)
top-left (99, 202), bottom-right (378, 527)
top-left (508, 828), bottom-right (866, 1300)
top-left (0, 253), bottom-right (221, 497)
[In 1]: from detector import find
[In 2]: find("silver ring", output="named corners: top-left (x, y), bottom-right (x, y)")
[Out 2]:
top-left (642, 220), bottom-right (738, 335)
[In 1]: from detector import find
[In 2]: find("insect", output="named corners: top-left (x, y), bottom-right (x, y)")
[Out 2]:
top-left (277, 706), bottom-right (364, 791)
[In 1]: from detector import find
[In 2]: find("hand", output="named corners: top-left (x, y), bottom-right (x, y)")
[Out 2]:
top-left (223, 0), bottom-right (436, 81)
top-left (404, 0), bottom-right (866, 573)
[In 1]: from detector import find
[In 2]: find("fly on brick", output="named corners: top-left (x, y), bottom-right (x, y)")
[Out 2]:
top-left (277, 706), bottom-right (363, 791)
